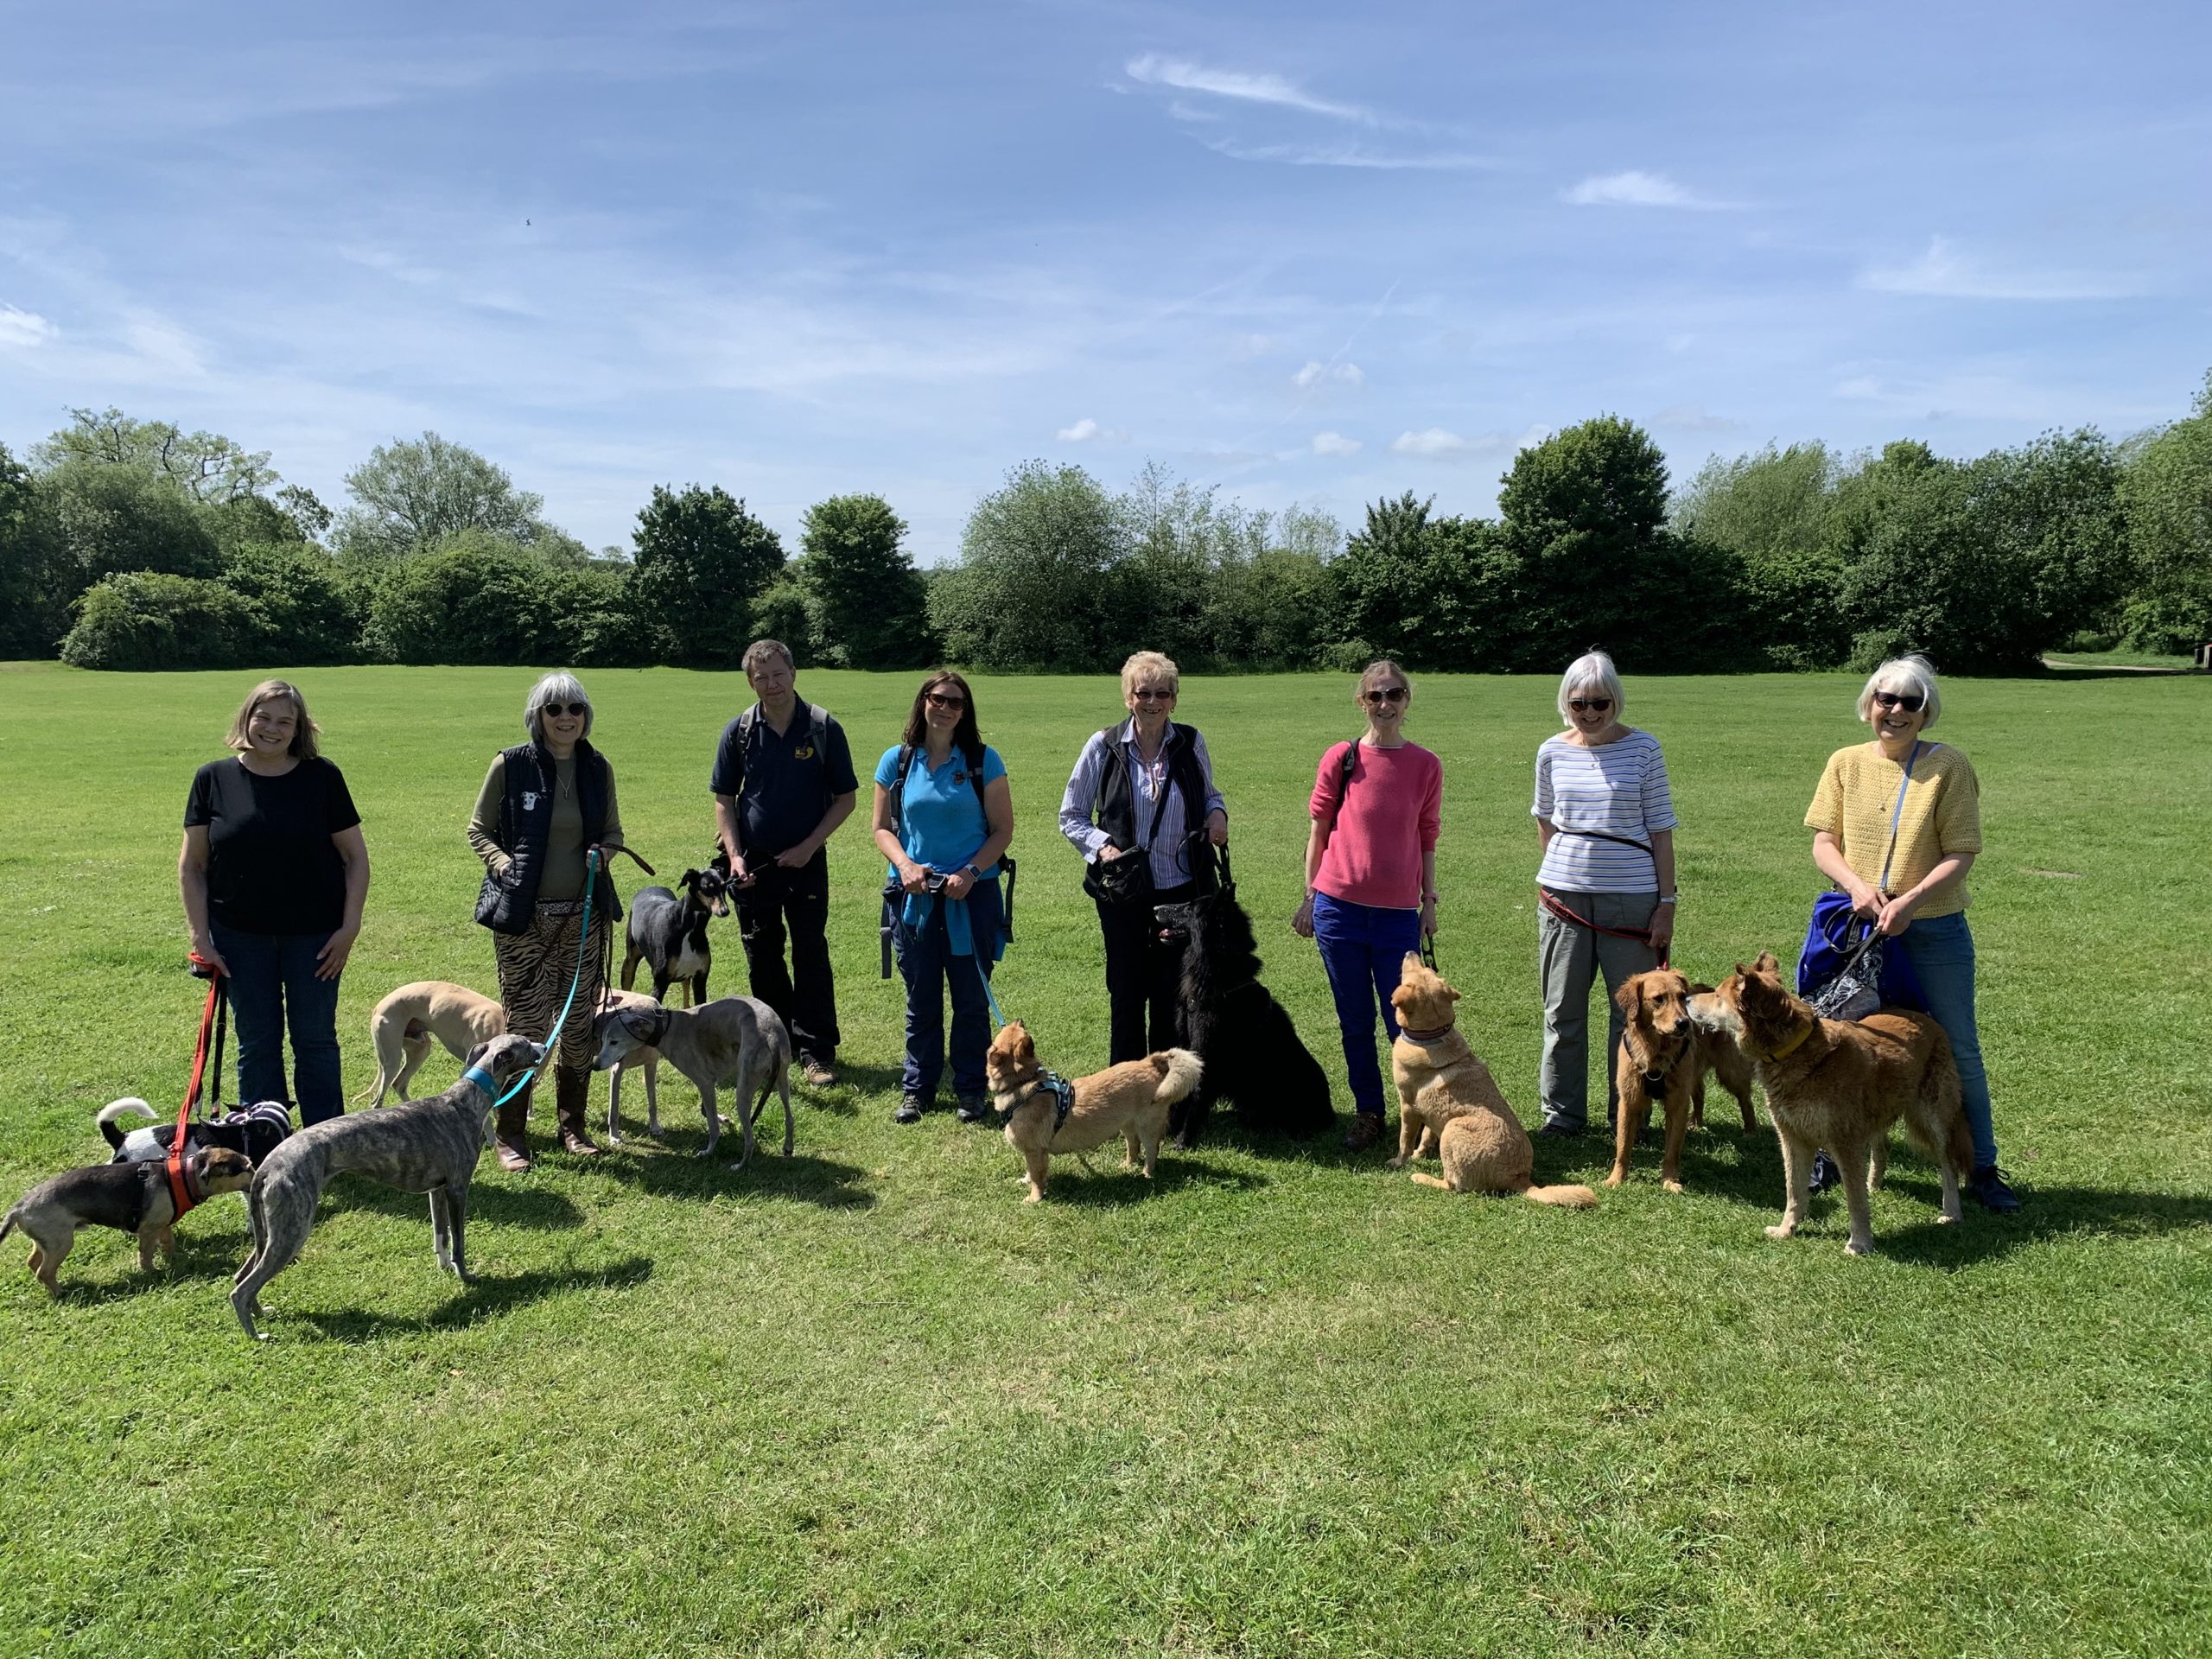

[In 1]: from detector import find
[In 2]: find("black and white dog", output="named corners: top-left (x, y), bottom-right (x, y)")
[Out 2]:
top-left (1154, 843), bottom-right (1334, 1148)
top-left (621, 866), bottom-right (730, 1007)
top-left (99, 1098), bottom-right (293, 1166)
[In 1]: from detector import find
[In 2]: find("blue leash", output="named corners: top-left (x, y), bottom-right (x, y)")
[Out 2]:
top-left (492, 848), bottom-right (600, 1109)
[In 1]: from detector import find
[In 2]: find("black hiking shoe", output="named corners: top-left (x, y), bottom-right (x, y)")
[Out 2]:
top-left (1968, 1165), bottom-right (2022, 1212)
top-left (1808, 1150), bottom-right (1841, 1193)
top-left (894, 1095), bottom-right (927, 1125)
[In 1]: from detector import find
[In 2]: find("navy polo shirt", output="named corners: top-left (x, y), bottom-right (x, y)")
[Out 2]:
top-left (709, 703), bottom-right (859, 857)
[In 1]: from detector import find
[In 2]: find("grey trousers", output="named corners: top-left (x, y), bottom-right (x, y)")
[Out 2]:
top-left (1537, 888), bottom-right (1660, 1130)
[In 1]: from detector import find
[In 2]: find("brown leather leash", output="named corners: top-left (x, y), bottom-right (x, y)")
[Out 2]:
top-left (1538, 887), bottom-right (1669, 969)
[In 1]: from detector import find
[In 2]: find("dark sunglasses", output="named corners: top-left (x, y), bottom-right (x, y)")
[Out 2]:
top-left (1129, 687), bottom-right (1176, 702)
top-left (924, 690), bottom-right (966, 709)
top-left (540, 702), bottom-right (588, 718)
top-left (1872, 690), bottom-right (1925, 713)
top-left (1363, 686), bottom-right (1409, 704)
top-left (1568, 697), bottom-right (1612, 713)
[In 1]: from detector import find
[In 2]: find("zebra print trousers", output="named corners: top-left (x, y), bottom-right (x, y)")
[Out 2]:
top-left (492, 898), bottom-right (611, 1081)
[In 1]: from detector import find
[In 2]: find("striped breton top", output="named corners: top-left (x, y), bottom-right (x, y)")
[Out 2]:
top-left (1531, 728), bottom-right (1677, 895)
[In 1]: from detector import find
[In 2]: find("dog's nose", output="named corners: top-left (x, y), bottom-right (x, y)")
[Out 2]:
top-left (524, 1041), bottom-right (548, 1065)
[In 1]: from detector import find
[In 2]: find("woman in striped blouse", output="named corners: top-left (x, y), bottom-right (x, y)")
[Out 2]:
top-left (1531, 650), bottom-right (1677, 1139)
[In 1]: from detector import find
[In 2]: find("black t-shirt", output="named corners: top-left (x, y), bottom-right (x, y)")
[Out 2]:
top-left (184, 757), bottom-right (361, 936)
top-left (709, 704), bottom-right (859, 858)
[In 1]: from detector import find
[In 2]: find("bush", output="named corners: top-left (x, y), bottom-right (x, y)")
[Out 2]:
top-left (60, 572), bottom-right (254, 670)
top-left (366, 536), bottom-right (628, 666)
top-left (219, 543), bottom-right (368, 664)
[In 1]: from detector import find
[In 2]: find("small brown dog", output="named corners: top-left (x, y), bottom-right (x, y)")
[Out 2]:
top-left (1694, 951), bottom-right (1968, 1255)
top-left (1607, 968), bottom-right (1758, 1192)
top-left (1389, 954), bottom-right (1597, 1207)
top-left (985, 1021), bottom-right (1202, 1202)
top-left (3, 1147), bottom-right (256, 1293)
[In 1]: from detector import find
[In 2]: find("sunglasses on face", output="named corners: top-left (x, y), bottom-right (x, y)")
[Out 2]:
top-left (1872, 691), bottom-right (1925, 713)
top-left (541, 702), bottom-right (588, 718)
top-left (1129, 687), bottom-right (1175, 702)
top-left (1568, 697), bottom-right (1612, 714)
top-left (1363, 687), bottom-right (1409, 704)
top-left (925, 691), bottom-right (966, 710)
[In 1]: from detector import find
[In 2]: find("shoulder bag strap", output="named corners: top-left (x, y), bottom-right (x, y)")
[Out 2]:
top-left (1874, 741), bottom-right (1924, 894)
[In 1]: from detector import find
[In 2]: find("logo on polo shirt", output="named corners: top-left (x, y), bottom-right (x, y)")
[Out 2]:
top-left (522, 791), bottom-right (539, 810)
top-left (953, 770), bottom-right (968, 785)
top-left (795, 746), bottom-right (815, 760)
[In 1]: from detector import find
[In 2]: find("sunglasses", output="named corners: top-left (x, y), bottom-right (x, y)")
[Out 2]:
top-left (1129, 687), bottom-right (1176, 702)
top-left (1568, 697), bottom-right (1612, 714)
top-left (925, 691), bottom-right (966, 710)
top-left (540, 702), bottom-right (588, 718)
top-left (1872, 691), bottom-right (1925, 713)
top-left (1363, 686), bottom-right (1409, 704)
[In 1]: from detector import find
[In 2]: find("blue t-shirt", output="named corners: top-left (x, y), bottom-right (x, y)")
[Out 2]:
top-left (874, 744), bottom-right (1007, 875)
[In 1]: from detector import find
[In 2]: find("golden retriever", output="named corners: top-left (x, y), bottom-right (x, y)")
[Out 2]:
top-left (1694, 951), bottom-right (1969, 1255)
top-left (984, 1021), bottom-right (1202, 1203)
top-left (1389, 954), bottom-right (1597, 1207)
top-left (1607, 968), bottom-right (1758, 1192)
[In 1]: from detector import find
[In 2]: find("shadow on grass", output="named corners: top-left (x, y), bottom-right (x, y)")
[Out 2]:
top-left (292, 1254), bottom-right (656, 1341)
top-left (590, 1147), bottom-right (878, 1211)
top-left (318, 1174), bottom-right (585, 1230)
top-left (1876, 1179), bottom-right (2212, 1266)
top-left (1041, 1155), bottom-right (1270, 1207)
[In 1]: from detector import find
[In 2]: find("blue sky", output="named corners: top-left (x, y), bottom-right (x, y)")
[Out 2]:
top-left (3, 1), bottom-right (2207, 561)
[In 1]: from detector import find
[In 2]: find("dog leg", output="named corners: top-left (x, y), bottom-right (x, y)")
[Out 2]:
top-left (1123, 1128), bottom-right (1141, 1170)
top-left (645, 1056), bottom-right (661, 1138)
top-left (728, 1080), bottom-right (757, 1173)
top-left (1660, 1085), bottom-right (1691, 1194)
top-left (696, 1085), bottom-right (721, 1160)
top-left (1690, 1073), bottom-right (1707, 1129)
top-left (620, 950), bottom-right (642, 993)
top-left (447, 1180), bottom-right (473, 1281)
top-left (1605, 1091), bottom-right (1640, 1188)
top-left (1733, 1078), bottom-right (1758, 1133)
top-left (1139, 1124), bottom-right (1161, 1180)
top-left (1868, 1136), bottom-right (1889, 1193)
top-left (1388, 1112), bottom-right (1421, 1169)
top-left (1414, 1122), bottom-right (1441, 1161)
top-left (1021, 1146), bottom-right (1050, 1203)
top-left (429, 1187), bottom-right (454, 1272)
top-left (391, 1033), bottom-right (431, 1106)
top-left (29, 1226), bottom-right (69, 1293)
top-left (1834, 1138), bottom-right (1878, 1255)
top-left (1765, 1127), bottom-right (1815, 1241)
top-left (1936, 1154), bottom-right (1962, 1225)
top-left (604, 1063), bottom-right (625, 1147)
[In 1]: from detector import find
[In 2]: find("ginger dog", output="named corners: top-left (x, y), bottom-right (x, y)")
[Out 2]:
top-left (1389, 954), bottom-right (1597, 1207)
top-left (1693, 951), bottom-right (1968, 1255)
top-left (984, 1021), bottom-right (1202, 1203)
top-left (1607, 968), bottom-right (1758, 1192)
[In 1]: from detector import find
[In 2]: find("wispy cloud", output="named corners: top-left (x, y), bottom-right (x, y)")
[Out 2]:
top-left (1294, 359), bottom-right (1363, 389)
top-left (1562, 171), bottom-right (1738, 210)
top-left (1652, 403), bottom-right (1739, 433)
top-left (0, 303), bottom-right (56, 349)
top-left (1125, 54), bottom-right (1373, 124)
top-left (1208, 138), bottom-right (1492, 170)
top-left (1860, 236), bottom-right (2140, 301)
top-left (1057, 416), bottom-right (1128, 442)
top-left (1310, 430), bottom-right (1361, 456)
top-left (1390, 424), bottom-right (1548, 460)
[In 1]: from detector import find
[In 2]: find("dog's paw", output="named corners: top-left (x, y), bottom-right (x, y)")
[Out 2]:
top-left (1386, 1155), bottom-right (1408, 1170)
top-left (1662, 1179), bottom-right (1685, 1195)
top-left (1603, 1172), bottom-right (1625, 1188)
top-left (1764, 1223), bottom-right (1796, 1240)
top-left (1843, 1238), bottom-right (1876, 1257)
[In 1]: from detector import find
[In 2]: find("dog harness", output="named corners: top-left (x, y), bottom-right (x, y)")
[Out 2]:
top-left (993, 1069), bottom-right (1076, 1135)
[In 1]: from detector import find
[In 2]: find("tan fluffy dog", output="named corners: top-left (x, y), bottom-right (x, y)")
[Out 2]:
top-left (1694, 951), bottom-right (1969, 1255)
top-left (985, 1021), bottom-right (1202, 1203)
top-left (1607, 968), bottom-right (1758, 1192)
top-left (359, 982), bottom-right (507, 1108)
top-left (1389, 954), bottom-right (1597, 1207)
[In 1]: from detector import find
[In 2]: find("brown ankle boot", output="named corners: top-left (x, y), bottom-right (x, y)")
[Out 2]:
top-left (554, 1067), bottom-right (601, 1157)
top-left (495, 1078), bottom-right (535, 1173)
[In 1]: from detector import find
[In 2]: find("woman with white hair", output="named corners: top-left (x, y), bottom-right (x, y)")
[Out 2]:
top-left (1531, 650), bottom-right (1678, 1139)
top-left (1803, 654), bottom-right (2018, 1210)
top-left (468, 671), bottom-right (627, 1170)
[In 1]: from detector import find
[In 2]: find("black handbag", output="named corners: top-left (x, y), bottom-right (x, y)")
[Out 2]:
top-left (1081, 779), bottom-right (1170, 908)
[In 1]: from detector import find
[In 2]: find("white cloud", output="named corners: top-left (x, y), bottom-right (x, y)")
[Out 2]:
top-left (1562, 170), bottom-right (1736, 210)
top-left (1390, 424), bottom-right (1548, 460)
top-left (1311, 431), bottom-right (1362, 456)
top-left (1209, 139), bottom-right (1491, 170)
top-left (1653, 403), bottom-right (1739, 433)
top-left (1125, 54), bottom-right (1372, 124)
top-left (1294, 359), bottom-right (1364, 389)
top-left (1860, 236), bottom-right (2139, 301)
top-left (0, 304), bottom-right (57, 349)
top-left (1056, 416), bottom-right (1127, 443)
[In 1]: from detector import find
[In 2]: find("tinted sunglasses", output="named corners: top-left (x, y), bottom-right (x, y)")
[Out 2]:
top-left (1872, 690), bottom-right (1925, 713)
top-left (540, 702), bottom-right (588, 718)
top-left (1363, 686), bottom-right (1409, 703)
top-left (1129, 687), bottom-right (1175, 702)
top-left (1568, 697), bottom-right (1612, 713)
top-left (925, 690), bottom-right (966, 709)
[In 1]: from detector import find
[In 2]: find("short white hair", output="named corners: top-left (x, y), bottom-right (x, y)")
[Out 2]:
top-left (1855, 654), bottom-right (1942, 729)
top-left (1556, 650), bottom-right (1624, 726)
top-left (524, 671), bottom-right (594, 744)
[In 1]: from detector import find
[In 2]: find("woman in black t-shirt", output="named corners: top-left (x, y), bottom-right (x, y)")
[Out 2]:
top-left (179, 680), bottom-right (369, 1125)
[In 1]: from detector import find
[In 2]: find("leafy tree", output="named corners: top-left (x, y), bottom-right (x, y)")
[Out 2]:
top-left (33, 406), bottom-right (276, 504)
top-left (1204, 507), bottom-right (1345, 670)
top-left (59, 572), bottom-right (254, 670)
top-left (2118, 371), bottom-right (2212, 651)
top-left (932, 461), bottom-right (1123, 670)
top-left (365, 535), bottom-right (626, 665)
top-left (1672, 443), bottom-right (1849, 668)
top-left (1331, 493), bottom-right (1438, 664)
top-left (334, 432), bottom-right (552, 562)
top-left (219, 543), bottom-right (369, 664)
top-left (0, 443), bottom-right (73, 658)
top-left (798, 493), bottom-right (931, 668)
top-left (751, 578), bottom-right (816, 667)
top-left (40, 461), bottom-right (222, 584)
top-left (1111, 462), bottom-right (1266, 666)
top-left (628, 484), bottom-right (785, 667)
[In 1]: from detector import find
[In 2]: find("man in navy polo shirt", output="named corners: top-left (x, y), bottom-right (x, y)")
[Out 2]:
top-left (710, 639), bottom-right (860, 1087)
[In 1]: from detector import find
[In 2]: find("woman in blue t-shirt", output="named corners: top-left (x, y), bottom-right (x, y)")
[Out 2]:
top-left (869, 671), bottom-right (1014, 1125)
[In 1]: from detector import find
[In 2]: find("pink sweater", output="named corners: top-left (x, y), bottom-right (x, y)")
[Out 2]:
top-left (1309, 741), bottom-right (1442, 910)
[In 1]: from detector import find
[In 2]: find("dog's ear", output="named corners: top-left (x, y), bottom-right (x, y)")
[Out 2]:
top-left (463, 1039), bottom-right (491, 1070)
top-left (1753, 950), bottom-right (1779, 975)
top-left (1448, 986), bottom-right (1461, 1002)
top-left (1613, 977), bottom-right (1643, 1019)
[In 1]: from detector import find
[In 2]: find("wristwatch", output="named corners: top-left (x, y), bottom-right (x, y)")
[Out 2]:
top-left (963, 863), bottom-right (985, 881)
top-left (1658, 893), bottom-right (1678, 905)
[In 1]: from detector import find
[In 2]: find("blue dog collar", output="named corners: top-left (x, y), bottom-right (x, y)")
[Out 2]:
top-left (461, 1065), bottom-right (500, 1096)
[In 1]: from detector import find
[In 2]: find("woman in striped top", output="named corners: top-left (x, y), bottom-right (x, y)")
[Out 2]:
top-left (1531, 651), bottom-right (1678, 1138)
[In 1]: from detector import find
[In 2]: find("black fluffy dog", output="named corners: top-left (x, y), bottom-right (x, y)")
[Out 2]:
top-left (1154, 844), bottom-right (1333, 1147)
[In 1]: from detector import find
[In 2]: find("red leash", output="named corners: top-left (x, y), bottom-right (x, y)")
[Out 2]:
top-left (1538, 887), bottom-right (1669, 969)
top-left (166, 954), bottom-right (226, 1219)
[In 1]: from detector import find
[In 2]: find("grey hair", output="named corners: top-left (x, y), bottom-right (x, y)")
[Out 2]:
top-left (524, 671), bottom-right (594, 744)
top-left (1556, 650), bottom-right (1625, 726)
top-left (1856, 654), bottom-right (1942, 730)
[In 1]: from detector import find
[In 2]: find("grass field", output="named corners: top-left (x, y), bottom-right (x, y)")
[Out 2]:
top-left (3, 660), bottom-right (2209, 1659)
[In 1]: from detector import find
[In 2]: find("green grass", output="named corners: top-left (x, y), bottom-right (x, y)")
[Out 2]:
top-left (2043, 648), bottom-right (2201, 671)
top-left (3, 661), bottom-right (2209, 1659)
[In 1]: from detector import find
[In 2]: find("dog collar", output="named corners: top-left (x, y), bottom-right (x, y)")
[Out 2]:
top-left (461, 1065), bottom-right (499, 1096)
top-left (1397, 1021), bottom-right (1456, 1045)
top-left (1767, 1022), bottom-right (1814, 1061)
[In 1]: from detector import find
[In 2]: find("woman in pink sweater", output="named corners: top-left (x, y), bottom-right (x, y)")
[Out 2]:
top-left (1293, 660), bottom-right (1443, 1153)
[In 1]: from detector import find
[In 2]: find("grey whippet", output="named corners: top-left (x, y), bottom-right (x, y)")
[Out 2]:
top-left (230, 1033), bottom-right (544, 1340)
top-left (592, 995), bottom-right (791, 1169)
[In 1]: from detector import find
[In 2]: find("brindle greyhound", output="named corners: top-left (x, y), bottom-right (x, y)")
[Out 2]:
top-left (592, 995), bottom-right (791, 1169)
top-left (230, 1033), bottom-right (543, 1339)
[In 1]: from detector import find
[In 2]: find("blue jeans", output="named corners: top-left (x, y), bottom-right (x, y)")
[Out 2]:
top-left (1892, 910), bottom-right (1998, 1169)
top-left (210, 920), bottom-right (345, 1125)
top-left (1311, 892), bottom-right (1423, 1116)
top-left (891, 880), bottom-right (1003, 1102)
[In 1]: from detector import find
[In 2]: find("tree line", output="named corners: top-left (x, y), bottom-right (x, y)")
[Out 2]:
top-left (4, 373), bottom-right (2206, 675)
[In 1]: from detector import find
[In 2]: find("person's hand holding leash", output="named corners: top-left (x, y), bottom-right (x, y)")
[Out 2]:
top-left (943, 866), bottom-right (975, 900)
top-left (189, 933), bottom-right (231, 976)
top-left (898, 859), bottom-right (934, 896)
top-left (774, 842), bottom-right (814, 870)
top-left (1644, 899), bottom-right (1673, 955)
top-left (1420, 894), bottom-right (1439, 940)
top-left (1205, 809), bottom-right (1228, 848)
top-left (1875, 889), bottom-right (1920, 937)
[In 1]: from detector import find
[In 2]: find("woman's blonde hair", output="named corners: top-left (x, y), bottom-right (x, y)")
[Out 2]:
top-left (524, 671), bottom-right (594, 744)
top-left (1556, 650), bottom-right (1625, 726)
top-left (1856, 654), bottom-right (1942, 729)
top-left (1120, 651), bottom-right (1179, 699)
top-left (225, 679), bottom-right (321, 760)
top-left (1357, 658), bottom-right (1411, 706)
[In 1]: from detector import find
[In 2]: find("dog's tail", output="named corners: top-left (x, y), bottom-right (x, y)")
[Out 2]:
top-left (1522, 1182), bottom-right (1599, 1209)
top-left (0, 1204), bottom-right (17, 1242)
top-left (1408, 1172), bottom-right (1453, 1191)
top-left (1148, 1048), bottom-right (1204, 1107)
top-left (98, 1098), bottom-right (157, 1148)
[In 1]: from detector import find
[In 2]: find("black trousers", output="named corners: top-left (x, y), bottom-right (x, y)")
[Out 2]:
top-left (1097, 881), bottom-right (1194, 1065)
top-left (734, 851), bottom-right (839, 1064)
